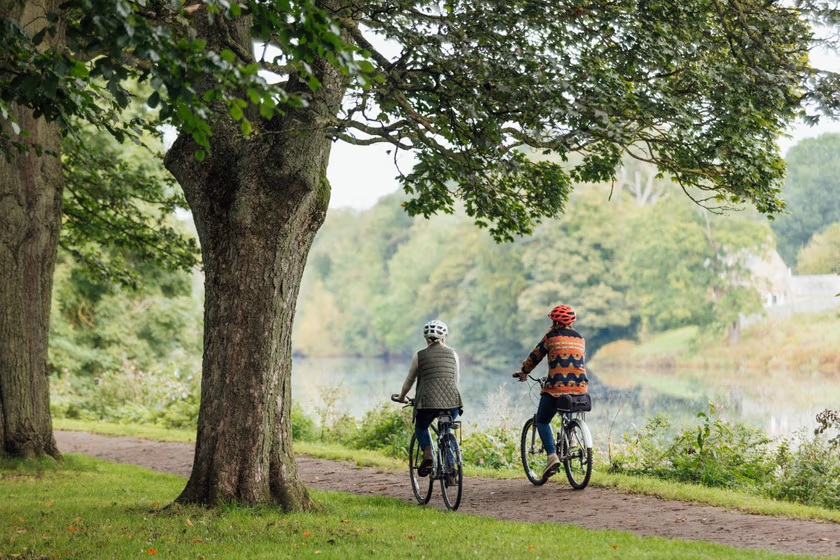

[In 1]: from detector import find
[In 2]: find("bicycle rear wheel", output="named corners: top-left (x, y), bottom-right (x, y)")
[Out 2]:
top-left (520, 417), bottom-right (548, 486)
top-left (439, 433), bottom-right (462, 510)
top-left (408, 434), bottom-right (434, 504)
top-left (562, 421), bottom-right (593, 489)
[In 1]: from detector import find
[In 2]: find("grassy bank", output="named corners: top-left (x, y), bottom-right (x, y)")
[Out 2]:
top-left (592, 310), bottom-right (840, 372)
top-left (52, 419), bottom-right (840, 525)
top-left (0, 454), bottom-right (824, 560)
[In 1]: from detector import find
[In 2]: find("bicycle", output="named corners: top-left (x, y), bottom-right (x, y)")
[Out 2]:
top-left (516, 374), bottom-right (594, 489)
top-left (390, 394), bottom-right (463, 510)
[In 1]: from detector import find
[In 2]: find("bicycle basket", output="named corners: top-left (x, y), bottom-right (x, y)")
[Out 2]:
top-left (557, 393), bottom-right (591, 412)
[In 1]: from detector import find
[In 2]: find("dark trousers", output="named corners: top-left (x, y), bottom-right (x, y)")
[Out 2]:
top-left (415, 407), bottom-right (459, 449)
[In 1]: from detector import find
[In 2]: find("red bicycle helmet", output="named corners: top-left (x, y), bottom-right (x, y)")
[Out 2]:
top-left (548, 305), bottom-right (576, 326)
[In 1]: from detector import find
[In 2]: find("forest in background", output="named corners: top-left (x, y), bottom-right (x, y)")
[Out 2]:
top-left (47, 134), bottom-right (840, 376)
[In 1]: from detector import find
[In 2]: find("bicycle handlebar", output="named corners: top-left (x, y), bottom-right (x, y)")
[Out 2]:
top-left (390, 394), bottom-right (415, 407)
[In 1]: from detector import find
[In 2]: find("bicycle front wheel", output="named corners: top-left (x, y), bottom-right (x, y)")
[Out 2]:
top-left (562, 421), bottom-right (593, 489)
top-left (438, 433), bottom-right (463, 510)
top-left (520, 417), bottom-right (548, 486)
top-left (408, 434), bottom-right (434, 504)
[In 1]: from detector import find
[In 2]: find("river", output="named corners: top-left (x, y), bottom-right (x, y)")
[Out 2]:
top-left (291, 357), bottom-right (840, 445)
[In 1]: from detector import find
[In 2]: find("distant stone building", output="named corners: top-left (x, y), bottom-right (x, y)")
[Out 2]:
top-left (744, 249), bottom-right (840, 320)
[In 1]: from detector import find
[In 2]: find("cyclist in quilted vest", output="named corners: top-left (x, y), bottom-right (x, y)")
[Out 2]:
top-left (396, 319), bottom-right (463, 476)
top-left (514, 305), bottom-right (587, 479)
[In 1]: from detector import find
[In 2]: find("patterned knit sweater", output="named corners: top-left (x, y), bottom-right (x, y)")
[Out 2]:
top-left (521, 326), bottom-right (587, 396)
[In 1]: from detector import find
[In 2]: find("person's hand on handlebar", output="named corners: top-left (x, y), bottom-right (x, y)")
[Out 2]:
top-left (512, 371), bottom-right (527, 382)
top-left (391, 393), bottom-right (408, 404)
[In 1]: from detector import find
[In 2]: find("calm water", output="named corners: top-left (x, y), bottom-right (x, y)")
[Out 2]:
top-left (291, 357), bottom-right (840, 444)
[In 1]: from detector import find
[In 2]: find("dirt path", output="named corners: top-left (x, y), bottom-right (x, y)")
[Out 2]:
top-left (54, 431), bottom-right (840, 557)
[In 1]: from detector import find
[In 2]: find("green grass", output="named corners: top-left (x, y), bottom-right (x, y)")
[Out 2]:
top-left (0, 455), bottom-right (826, 560)
top-left (54, 419), bottom-right (840, 525)
top-left (54, 418), bottom-right (195, 442)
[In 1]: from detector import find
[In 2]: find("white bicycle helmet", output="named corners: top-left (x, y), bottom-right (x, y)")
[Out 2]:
top-left (423, 319), bottom-right (448, 341)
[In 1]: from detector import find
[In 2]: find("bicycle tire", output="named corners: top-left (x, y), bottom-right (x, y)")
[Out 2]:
top-left (408, 434), bottom-right (434, 504)
top-left (562, 420), bottom-right (593, 489)
top-left (439, 433), bottom-right (463, 510)
top-left (520, 417), bottom-right (548, 486)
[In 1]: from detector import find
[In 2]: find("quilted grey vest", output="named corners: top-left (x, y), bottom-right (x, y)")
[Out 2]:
top-left (415, 343), bottom-right (463, 410)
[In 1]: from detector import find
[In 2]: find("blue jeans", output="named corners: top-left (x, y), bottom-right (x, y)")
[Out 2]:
top-left (415, 408), bottom-right (459, 449)
top-left (535, 394), bottom-right (560, 455)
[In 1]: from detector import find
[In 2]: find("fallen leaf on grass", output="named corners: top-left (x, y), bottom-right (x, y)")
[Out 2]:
top-left (146, 548), bottom-right (158, 555)
top-left (611, 545), bottom-right (619, 549)
top-left (407, 535), bottom-right (414, 540)
top-left (527, 545), bottom-right (535, 550)
top-left (44, 501), bottom-right (54, 507)
top-left (186, 518), bottom-right (193, 527)
top-left (302, 532), bottom-right (311, 537)
top-left (341, 520), bottom-right (350, 524)
top-left (66, 526), bottom-right (79, 533)
top-left (191, 539), bottom-right (204, 544)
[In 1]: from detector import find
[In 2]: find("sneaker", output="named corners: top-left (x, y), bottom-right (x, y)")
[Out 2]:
top-left (418, 446), bottom-right (434, 477)
top-left (542, 453), bottom-right (560, 480)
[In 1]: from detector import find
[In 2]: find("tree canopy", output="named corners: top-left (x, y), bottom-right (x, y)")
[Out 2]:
top-left (772, 134), bottom-right (840, 266)
top-left (4, 1), bottom-right (840, 240)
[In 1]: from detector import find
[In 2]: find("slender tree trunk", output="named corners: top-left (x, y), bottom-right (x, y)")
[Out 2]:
top-left (165, 5), bottom-right (347, 509)
top-left (0, 1), bottom-right (63, 460)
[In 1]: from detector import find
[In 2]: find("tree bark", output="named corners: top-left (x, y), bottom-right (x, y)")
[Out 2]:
top-left (165, 5), bottom-right (347, 509)
top-left (0, 1), bottom-right (64, 460)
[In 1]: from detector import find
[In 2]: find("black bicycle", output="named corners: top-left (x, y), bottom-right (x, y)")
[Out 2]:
top-left (516, 374), bottom-right (593, 489)
top-left (391, 395), bottom-right (463, 510)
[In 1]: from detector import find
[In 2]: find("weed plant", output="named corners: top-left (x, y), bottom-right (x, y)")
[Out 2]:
top-left (607, 402), bottom-right (840, 509)
top-left (51, 363), bottom-right (199, 429)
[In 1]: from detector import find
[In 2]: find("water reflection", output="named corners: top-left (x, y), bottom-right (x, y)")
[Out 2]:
top-left (291, 357), bottom-right (840, 444)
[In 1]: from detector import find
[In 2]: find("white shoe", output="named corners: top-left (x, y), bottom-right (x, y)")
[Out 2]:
top-left (542, 453), bottom-right (560, 479)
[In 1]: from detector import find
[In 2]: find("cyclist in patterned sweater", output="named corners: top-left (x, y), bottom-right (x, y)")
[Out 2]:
top-left (514, 305), bottom-right (587, 479)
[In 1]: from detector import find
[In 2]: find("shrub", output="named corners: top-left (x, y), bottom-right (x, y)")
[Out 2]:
top-left (765, 416), bottom-right (840, 510)
top-left (343, 404), bottom-right (412, 458)
top-left (291, 402), bottom-right (318, 441)
top-left (50, 363), bottom-right (199, 429)
top-left (609, 402), bottom-right (775, 491)
top-left (460, 426), bottom-right (518, 470)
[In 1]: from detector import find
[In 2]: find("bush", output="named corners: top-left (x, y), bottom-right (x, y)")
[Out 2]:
top-left (291, 403), bottom-right (317, 441)
top-left (343, 404), bottom-right (412, 458)
top-left (460, 426), bottom-right (518, 470)
top-left (50, 364), bottom-right (200, 429)
top-left (765, 412), bottom-right (840, 510)
top-left (609, 402), bottom-right (775, 490)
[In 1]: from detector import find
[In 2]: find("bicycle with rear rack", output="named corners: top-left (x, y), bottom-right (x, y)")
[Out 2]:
top-left (516, 374), bottom-right (594, 489)
top-left (390, 394), bottom-right (463, 510)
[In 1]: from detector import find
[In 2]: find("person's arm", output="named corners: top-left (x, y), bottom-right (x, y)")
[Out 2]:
top-left (398, 353), bottom-right (419, 402)
top-left (453, 350), bottom-right (460, 387)
top-left (521, 334), bottom-right (548, 374)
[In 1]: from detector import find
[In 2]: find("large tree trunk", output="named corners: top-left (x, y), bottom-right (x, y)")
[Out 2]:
top-left (165, 6), bottom-right (347, 509)
top-left (0, 1), bottom-right (63, 460)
